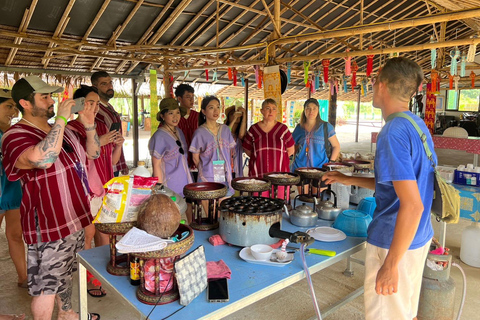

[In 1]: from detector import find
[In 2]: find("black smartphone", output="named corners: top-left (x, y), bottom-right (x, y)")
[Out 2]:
top-left (207, 278), bottom-right (229, 303)
top-left (71, 97), bottom-right (85, 114)
top-left (110, 122), bottom-right (121, 132)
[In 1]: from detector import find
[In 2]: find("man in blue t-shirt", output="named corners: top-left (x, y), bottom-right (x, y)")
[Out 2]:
top-left (322, 57), bottom-right (435, 320)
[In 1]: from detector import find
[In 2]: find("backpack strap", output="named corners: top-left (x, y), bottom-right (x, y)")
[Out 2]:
top-left (386, 112), bottom-right (435, 169)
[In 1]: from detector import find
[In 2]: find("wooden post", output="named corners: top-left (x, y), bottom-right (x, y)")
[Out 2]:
top-left (132, 78), bottom-right (139, 166)
top-left (244, 78), bottom-right (249, 126)
top-left (355, 88), bottom-right (361, 143)
top-left (163, 70), bottom-right (173, 98)
top-left (329, 83), bottom-right (337, 128)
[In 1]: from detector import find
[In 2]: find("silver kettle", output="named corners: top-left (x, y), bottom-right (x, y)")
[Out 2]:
top-left (285, 203), bottom-right (318, 227)
top-left (315, 189), bottom-right (343, 221)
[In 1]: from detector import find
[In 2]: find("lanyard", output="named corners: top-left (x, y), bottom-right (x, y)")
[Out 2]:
top-left (205, 124), bottom-right (222, 160)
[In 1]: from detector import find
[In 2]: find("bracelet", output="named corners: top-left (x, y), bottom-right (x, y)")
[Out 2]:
top-left (55, 115), bottom-right (67, 126)
top-left (84, 123), bottom-right (96, 131)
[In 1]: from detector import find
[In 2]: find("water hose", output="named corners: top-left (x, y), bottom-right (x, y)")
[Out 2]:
top-left (452, 262), bottom-right (467, 320)
top-left (300, 243), bottom-right (323, 320)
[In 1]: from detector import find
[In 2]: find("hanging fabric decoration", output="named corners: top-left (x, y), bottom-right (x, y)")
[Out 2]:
top-left (213, 69), bottom-right (218, 81)
top-left (431, 70), bottom-right (438, 93)
top-left (342, 75), bottom-right (348, 93)
top-left (351, 61), bottom-right (358, 91)
top-left (322, 59), bottom-right (330, 83)
top-left (232, 68), bottom-right (238, 86)
top-left (470, 71), bottom-right (476, 88)
top-left (320, 72), bottom-right (325, 89)
top-left (449, 74), bottom-right (454, 90)
top-left (228, 67), bottom-right (233, 80)
top-left (258, 69), bottom-right (263, 89)
top-left (287, 62), bottom-right (291, 83)
top-left (430, 36), bottom-right (437, 69)
top-left (467, 35), bottom-right (477, 62)
top-left (303, 61), bottom-right (311, 84)
top-left (366, 46), bottom-right (374, 77)
top-left (454, 75), bottom-right (460, 91)
top-left (306, 78), bottom-right (310, 88)
top-left (310, 76), bottom-right (315, 93)
top-left (344, 49), bottom-right (351, 76)
top-left (240, 73), bottom-right (245, 87)
top-left (254, 65), bottom-right (259, 86)
top-left (315, 70), bottom-right (320, 90)
top-left (450, 48), bottom-right (460, 75)
top-left (335, 78), bottom-right (339, 95)
top-left (360, 79), bottom-right (365, 96)
top-left (204, 62), bottom-right (209, 81)
top-left (184, 70), bottom-right (188, 78)
top-left (362, 78), bottom-right (368, 96)
top-left (461, 52), bottom-right (467, 77)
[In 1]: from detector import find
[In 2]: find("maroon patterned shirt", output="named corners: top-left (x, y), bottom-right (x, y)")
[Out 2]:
top-left (242, 122), bottom-right (294, 177)
top-left (2, 123), bottom-right (92, 244)
top-left (97, 101), bottom-right (128, 174)
top-left (177, 110), bottom-right (199, 169)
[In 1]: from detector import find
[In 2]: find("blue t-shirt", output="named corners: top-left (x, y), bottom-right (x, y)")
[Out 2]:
top-left (0, 130), bottom-right (22, 210)
top-left (291, 122), bottom-right (335, 170)
top-left (369, 111), bottom-right (435, 250)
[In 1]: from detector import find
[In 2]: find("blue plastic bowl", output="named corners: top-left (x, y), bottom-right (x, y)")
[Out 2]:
top-left (357, 197), bottom-right (377, 218)
top-left (333, 209), bottom-right (372, 237)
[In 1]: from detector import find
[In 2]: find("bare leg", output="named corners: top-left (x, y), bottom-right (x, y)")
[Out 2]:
top-left (0, 314), bottom-right (25, 320)
top-left (31, 294), bottom-right (55, 320)
top-left (84, 224), bottom-right (95, 250)
top-left (93, 229), bottom-right (109, 247)
top-left (4, 209), bottom-right (27, 285)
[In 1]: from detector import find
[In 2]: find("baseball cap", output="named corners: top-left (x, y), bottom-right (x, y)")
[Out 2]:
top-left (0, 89), bottom-right (11, 99)
top-left (159, 98), bottom-right (179, 112)
top-left (11, 76), bottom-right (63, 104)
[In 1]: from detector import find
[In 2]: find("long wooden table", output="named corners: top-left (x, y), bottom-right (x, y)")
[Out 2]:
top-left (77, 218), bottom-right (366, 320)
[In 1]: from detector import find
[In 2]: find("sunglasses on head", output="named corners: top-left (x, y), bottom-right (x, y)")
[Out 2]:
top-left (175, 140), bottom-right (184, 155)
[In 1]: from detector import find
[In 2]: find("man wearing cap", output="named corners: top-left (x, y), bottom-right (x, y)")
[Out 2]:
top-left (91, 71), bottom-right (129, 176)
top-left (2, 76), bottom-right (101, 320)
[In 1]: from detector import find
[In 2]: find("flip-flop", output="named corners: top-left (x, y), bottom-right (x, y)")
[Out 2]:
top-left (87, 287), bottom-right (107, 298)
top-left (87, 313), bottom-right (101, 320)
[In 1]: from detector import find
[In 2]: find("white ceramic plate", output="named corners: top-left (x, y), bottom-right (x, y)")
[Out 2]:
top-left (239, 247), bottom-right (294, 267)
top-left (307, 227), bottom-right (347, 242)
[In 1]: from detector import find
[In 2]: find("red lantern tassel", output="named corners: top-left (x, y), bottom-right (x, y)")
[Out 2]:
top-left (471, 71), bottom-right (476, 89)
top-left (258, 69), bottom-right (263, 89)
top-left (449, 74), bottom-right (454, 90)
top-left (233, 68), bottom-right (238, 86)
top-left (205, 62), bottom-right (209, 81)
top-left (322, 59), bottom-right (330, 83)
top-left (366, 46), bottom-right (374, 77)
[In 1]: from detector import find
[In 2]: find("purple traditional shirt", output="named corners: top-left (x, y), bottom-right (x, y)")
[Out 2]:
top-left (149, 127), bottom-right (193, 197)
top-left (189, 124), bottom-right (236, 194)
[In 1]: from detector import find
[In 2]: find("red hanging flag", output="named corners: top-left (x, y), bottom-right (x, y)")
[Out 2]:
top-left (471, 71), bottom-right (476, 89)
top-left (205, 62), bottom-right (209, 81)
top-left (258, 69), bottom-right (263, 89)
top-left (322, 59), bottom-right (330, 83)
top-left (233, 68), bottom-right (238, 86)
top-left (228, 67), bottom-right (233, 80)
top-left (449, 74), bottom-right (454, 90)
top-left (366, 46), bottom-right (374, 77)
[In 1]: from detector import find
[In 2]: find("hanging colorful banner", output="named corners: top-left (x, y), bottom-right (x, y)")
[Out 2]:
top-left (263, 65), bottom-right (283, 122)
top-left (425, 83), bottom-right (436, 135)
top-left (150, 69), bottom-right (159, 136)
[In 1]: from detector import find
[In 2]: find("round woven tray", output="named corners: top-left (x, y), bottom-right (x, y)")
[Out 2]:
top-left (264, 172), bottom-right (300, 186)
top-left (132, 224), bottom-right (194, 259)
top-left (322, 162), bottom-right (354, 173)
top-left (95, 221), bottom-right (136, 235)
top-left (231, 177), bottom-right (271, 192)
top-left (294, 167), bottom-right (326, 180)
top-left (183, 182), bottom-right (228, 200)
top-left (341, 159), bottom-right (371, 170)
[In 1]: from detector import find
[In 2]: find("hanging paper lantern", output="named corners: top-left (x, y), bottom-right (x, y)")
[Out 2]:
top-left (449, 74), bottom-right (454, 90)
top-left (461, 52), bottom-right (467, 77)
top-left (351, 61), bottom-right (358, 90)
top-left (366, 46), bottom-right (374, 77)
top-left (344, 49), bottom-right (351, 76)
top-left (228, 67), bottom-right (233, 80)
top-left (470, 71), bottom-right (476, 88)
top-left (467, 35), bottom-right (477, 62)
top-left (430, 36), bottom-right (437, 69)
top-left (287, 62), bottom-right (291, 83)
top-left (342, 75), bottom-right (348, 93)
top-left (233, 68), bottom-right (238, 86)
top-left (303, 61), bottom-right (311, 84)
top-left (450, 49), bottom-right (460, 76)
top-left (204, 62), bottom-right (209, 81)
top-left (431, 70), bottom-right (438, 93)
top-left (322, 59), bottom-right (330, 83)
top-left (258, 69), bottom-right (263, 89)
top-left (254, 65), bottom-right (259, 85)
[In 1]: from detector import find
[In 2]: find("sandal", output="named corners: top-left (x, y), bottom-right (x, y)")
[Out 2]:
top-left (87, 313), bottom-right (101, 320)
top-left (87, 287), bottom-right (106, 298)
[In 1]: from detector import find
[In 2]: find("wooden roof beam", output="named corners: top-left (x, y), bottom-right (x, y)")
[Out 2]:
top-left (169, 0), bottom-right (216, 45)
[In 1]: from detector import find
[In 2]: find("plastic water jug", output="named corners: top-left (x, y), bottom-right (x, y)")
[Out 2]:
top-left (329, 182), bottom-right (351, 209)
top-left (460, 221), bottom-right (480, 267)
top-left (131, 161), bottom-right (151, 177)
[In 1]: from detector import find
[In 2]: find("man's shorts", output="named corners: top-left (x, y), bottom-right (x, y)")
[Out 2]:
top-left (27, 229), bottom-right (85, 296)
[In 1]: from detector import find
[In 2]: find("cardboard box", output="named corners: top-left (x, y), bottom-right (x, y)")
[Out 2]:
top-left (454, 170), bottom-right (480, 187)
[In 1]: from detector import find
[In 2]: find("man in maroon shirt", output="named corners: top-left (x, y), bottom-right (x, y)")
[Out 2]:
top-left (175, 84), bottom-right (199, 181)
top-left (3, 76), bottom-right (100, 320)
top-left (91, 71), bottom-right (129, 176)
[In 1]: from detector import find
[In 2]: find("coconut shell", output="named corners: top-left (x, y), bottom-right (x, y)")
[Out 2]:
top-left (136, 194), bottom-right (181, 238)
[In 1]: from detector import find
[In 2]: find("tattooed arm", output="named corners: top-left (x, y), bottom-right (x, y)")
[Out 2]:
top-left (77, 98), bottom-right (100, 160)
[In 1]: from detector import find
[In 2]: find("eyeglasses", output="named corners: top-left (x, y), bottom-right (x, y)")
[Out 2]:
top-left (176, 140), bottom-right (185, 155)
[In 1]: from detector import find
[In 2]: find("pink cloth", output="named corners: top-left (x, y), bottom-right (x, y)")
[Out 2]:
top-left (209, 234), bottom-right (227, 246)
top-left (270, 239), bottom-right (284, 249)
top-left (206, 260), bottom-right (231, 280)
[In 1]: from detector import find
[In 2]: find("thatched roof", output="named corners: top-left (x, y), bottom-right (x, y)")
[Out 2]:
top-left (1, 0), bottom-right (480, 96)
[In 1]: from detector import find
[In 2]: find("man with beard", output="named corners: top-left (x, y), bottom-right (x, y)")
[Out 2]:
top-left (2, 76), bottom-right (101, 320)
top-left (91, 71), bottom-right (129, 176)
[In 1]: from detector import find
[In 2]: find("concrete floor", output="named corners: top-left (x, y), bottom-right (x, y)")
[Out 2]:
top-left (1, 122), bottom-right (479, 319)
